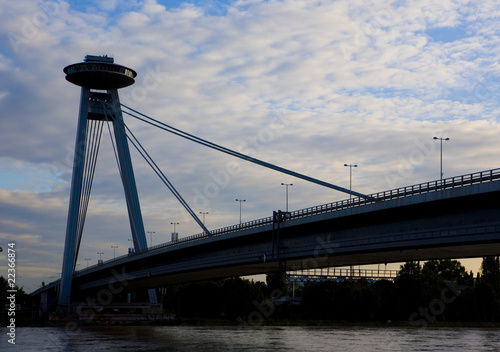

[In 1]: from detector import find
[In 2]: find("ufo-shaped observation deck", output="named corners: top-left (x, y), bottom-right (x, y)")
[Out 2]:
top-left (63, 55), bottom-right (137, 90)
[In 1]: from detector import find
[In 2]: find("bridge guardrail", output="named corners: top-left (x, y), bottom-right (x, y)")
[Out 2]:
top-left (92, 168), bottom-right (500, 266)
top-left (288, 268), bottom-right (400, 280)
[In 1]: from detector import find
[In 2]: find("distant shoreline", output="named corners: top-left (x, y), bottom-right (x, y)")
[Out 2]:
top-left (129, 318), bottom-right (500, 329)
top-left (8, 316), bottom-right (500, 329)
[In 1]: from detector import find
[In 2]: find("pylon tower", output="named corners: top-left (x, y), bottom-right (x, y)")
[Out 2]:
top-left (58, 55), bottom-right (157, 308)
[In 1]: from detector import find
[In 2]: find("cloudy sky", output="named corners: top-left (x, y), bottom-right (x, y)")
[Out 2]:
top-left (1, 0), bottom-right (499, 292)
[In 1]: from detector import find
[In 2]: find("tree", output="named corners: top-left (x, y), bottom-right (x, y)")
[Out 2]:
top-left (0, 276), bottom-right (33, 326)
top-left (266, 271), bottom-right (288, 296)
top-left (398, 261), bottom-right (422, 278)
top-left (221, 277), bottom-right (265, 319)
top-left (480, 256), bottom-right (500, 291)
top-left (474, 256), bottom-right (500, 321)
top-left (176, 280), bottom-right (223, 318)
top-left (372, 280), bottom-right (397, 321)
top-left (395, 262), bottom-right (429, 318)
top-left (423, 259), bottom-right (473, 286)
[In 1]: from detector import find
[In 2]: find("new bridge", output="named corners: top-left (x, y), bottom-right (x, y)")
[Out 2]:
top-left (33, 168), bottom-right (500, 312)
top-left (31, 55), bottom-right (500, 314)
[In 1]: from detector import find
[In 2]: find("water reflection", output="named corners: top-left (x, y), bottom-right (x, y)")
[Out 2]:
top-left (4, 326), bottom-right (500, 352)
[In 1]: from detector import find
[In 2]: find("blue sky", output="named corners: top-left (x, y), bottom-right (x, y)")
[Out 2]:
top-left (64, 0), bottom-right (235, 17)
top-left (0, 0), bottom-right (499, 292)
top-left (425, 24), bottom-right (469, 43)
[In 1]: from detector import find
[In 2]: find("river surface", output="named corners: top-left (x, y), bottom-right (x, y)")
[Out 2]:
top-left (3, 325), bottom-right (500, 351)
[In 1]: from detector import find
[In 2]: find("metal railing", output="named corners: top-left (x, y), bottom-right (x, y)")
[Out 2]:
top-left (287, 267), bottom-right (400, 281)
top-left (289, 168), bottom-right (500, 220)
top-left (87, 168), bottom-right (500, 268)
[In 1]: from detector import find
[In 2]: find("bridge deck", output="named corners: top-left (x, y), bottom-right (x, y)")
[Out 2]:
top-left (144, 167), bottom-right (500, 255)
top-left (31, 168), bottom-right (500, 297)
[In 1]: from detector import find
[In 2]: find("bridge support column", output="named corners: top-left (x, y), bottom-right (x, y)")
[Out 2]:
top-left (58, 87), bottom-right (90, 309)
top-left (109, 90), bottom-right (157, 305)
top-left (58, 82), bottom-right (157, 310)
top-left (109, 90), bottom-right (149, 251)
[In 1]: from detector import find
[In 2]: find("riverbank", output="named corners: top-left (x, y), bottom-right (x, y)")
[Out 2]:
top-left (156, 317), bottom-right (500, 329)
top-left (8, 314), bottom-right (500, 329)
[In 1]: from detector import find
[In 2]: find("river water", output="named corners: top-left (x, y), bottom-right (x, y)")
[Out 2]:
top-left (3, 326), bottom-right (500, 351)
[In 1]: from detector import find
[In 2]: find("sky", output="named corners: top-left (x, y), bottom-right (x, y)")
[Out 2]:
top-left (0, 0), bottom-right (499, 293)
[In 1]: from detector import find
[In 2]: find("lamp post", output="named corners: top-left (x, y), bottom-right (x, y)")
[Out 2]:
top-left (110, 245), bottom-right (118, 260)
top-left (199, 212), bottom-right (208, 235)
top-left (84, 258), bottom-right (91, 268)
top-left (97, 251), bottom-right (103, 265)
top-left (281, 183), bottom-right (293, 212)
top-left (344, 164), bottom-right (358, 200)
top-left (235, 199), bottom-right (246, 225)
top-left (433, 137), bottom-right (450, 181)
top-left (199, 212), bottom-right (209, 225)
top-left (171, 222), bottom-right (179, 233)
top-left (147, 231), bottom-right (155, 247)
top-left (171, 222), bottom-right (179, 241)
top-left (344, 163), bottom-right (358, 274)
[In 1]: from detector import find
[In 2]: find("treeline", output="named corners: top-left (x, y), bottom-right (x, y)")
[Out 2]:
top-left (3, 256), bottom-right (499, 325)
top-left (0, 277), bottom-right (33, 326)
top-left (161, 277), bottom-right (267, 319)
top-left (162, 256), bottom-right (500, 324)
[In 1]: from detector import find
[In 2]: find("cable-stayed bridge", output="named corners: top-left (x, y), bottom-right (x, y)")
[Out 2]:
top-left (31, 55), bottom-right (500, 315)
top-left (33, 167), bottom-right (500, 313)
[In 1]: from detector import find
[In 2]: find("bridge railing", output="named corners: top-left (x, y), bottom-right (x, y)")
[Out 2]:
top-left (287, 267), bottom-right (400, 280)
top-left (288, 168), bottom-right (500, 221)
top-left (146, 215), bottom-right (277, 253)
top-left (371, 168), bottom-right (500, 201)
top-left (97, 168), bottom-right (500, 262)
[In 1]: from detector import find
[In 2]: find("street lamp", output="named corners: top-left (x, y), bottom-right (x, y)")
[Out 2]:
top-left (199, 212), bottom-right (209, 225)
top-left (171, 222), bottom-right (179, 241)
top-left (97, 251), bottom-right (103, 265)
top-left (147, 231), bottom-right (155, 247)
top-left (235, 199), bottom-right (246, 225)
top-left (171, 222), bottom-right (179, 233)
top-left (281, 183), bottom-right (293, 212)
top-left (433, 137), bottom-right (450, 181)
top-left (110, 245), bottom-right (118, 260)
top-left (344, 164), bottom-right (358, 200)
top-left (84, 258), bottom-right (91, 268)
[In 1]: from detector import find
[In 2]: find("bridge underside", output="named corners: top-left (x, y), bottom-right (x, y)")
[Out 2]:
top-left (139, 241), bottom-right (500, 287)
top-left (30, 180), bottom-right (500, 310)
top-left (65, 182), bottom-right (500, 294)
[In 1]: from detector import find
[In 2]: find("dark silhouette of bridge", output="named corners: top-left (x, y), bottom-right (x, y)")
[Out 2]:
top-left (33, 167), bottom-right (500, 313)
top-left (33, 55), bottom-right (500, 315)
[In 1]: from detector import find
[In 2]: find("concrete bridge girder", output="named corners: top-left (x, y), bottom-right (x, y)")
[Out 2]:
top-left (31, 179), bottom-right (500, 305)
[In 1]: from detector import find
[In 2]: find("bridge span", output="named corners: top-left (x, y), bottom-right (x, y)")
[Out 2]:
top-left (33, 168), bottom-right (500, 307)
